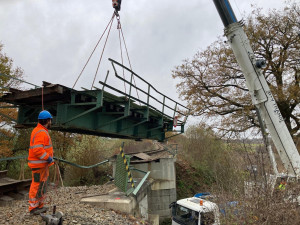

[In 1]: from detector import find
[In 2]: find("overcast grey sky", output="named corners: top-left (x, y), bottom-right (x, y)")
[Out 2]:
top-left (0, 0), bottom-right (293, 125)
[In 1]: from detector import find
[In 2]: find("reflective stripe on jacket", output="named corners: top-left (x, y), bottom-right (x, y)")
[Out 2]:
top-left (28, 123), bottom-right (53, 168)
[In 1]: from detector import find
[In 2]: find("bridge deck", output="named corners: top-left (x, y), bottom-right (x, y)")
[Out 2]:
top-left (0, 59), bottom-right (189, 141)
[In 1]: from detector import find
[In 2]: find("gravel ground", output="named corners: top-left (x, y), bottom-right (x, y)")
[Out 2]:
top-left (0, 183), bottom-right (151, 225)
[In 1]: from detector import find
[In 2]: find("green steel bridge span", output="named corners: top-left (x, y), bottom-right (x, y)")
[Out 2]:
top-left (0, 59), bottom-right (189, 141)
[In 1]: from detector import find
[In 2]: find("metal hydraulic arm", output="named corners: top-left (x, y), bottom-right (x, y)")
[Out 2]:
top-left (212, 0), bottom-right (300, 177)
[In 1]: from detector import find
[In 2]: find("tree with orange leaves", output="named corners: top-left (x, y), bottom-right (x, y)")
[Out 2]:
top-left (0, 43), bottom-right (24, 157)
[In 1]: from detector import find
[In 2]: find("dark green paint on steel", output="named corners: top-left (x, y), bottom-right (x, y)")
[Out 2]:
top-left (0, 59), bottom-right (189, 141)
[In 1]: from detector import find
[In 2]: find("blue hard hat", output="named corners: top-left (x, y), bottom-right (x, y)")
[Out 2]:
top-left (38, 110), bottom-right (53, 120)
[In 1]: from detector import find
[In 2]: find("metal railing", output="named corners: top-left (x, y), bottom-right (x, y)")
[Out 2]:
top-left (98, 58), bottom-right (190, 125)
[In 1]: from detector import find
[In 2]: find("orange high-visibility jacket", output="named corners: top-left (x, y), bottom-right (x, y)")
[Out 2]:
top-left (28, 123), bottom-right (53, 168)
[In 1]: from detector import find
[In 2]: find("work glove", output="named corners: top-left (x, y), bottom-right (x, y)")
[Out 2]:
top-left (47, 156), bottom-right (53, 163)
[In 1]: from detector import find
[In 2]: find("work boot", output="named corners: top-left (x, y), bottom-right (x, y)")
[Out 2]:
top-left (30, 207), bottom-right (48, 215)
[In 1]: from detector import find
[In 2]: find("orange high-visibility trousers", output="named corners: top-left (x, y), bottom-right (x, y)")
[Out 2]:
top-left (28, 166), bottom-right (49, 212)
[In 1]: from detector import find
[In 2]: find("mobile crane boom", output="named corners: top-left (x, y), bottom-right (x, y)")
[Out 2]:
top-left (171, 2), bottom-right (299, 224)
top-left (212, 0), bottom-right (300, 178)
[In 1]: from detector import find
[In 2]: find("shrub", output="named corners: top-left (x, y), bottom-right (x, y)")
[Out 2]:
top-left (63, 135), bottom-right (113, 186)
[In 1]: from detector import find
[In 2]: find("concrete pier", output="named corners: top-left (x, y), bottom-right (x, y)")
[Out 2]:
top-left (82, 150), bottom-right (177, 224)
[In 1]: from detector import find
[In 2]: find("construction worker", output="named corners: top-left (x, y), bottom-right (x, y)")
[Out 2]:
top-left (278, 176), bottom-right (287, 191)
top-left (28, 110), bottom-right (54, 215)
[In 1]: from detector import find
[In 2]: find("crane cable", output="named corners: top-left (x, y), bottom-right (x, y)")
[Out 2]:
top-left (72, 4), bottom-right (141, 105)
top-left (91, 14), bottom-right (115, 89)
top-left (116, 14), bottom-right (141, 104)
top-left (72, 13), bottom-right (115, 89)
top-left (116, 12), bottom-right (127, 94)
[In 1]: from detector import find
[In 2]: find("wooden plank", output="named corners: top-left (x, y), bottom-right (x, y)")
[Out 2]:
top-left (0, 178), bottom-right (31, 194)
top-left (1, 84), bottom-right (67, 104)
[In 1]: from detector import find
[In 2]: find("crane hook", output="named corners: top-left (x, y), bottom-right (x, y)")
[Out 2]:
top-left (112, 0), bottom-right (122, 12)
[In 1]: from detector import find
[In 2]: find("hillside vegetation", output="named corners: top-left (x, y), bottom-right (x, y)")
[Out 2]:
top-left (1, 123), bottom-right (300, 224)
top-left (172, 124), bottom-right (300, 225)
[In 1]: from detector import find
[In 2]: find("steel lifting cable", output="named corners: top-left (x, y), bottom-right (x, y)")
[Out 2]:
top-left (118, 19), bottom-right (141, 105)
top-left (91, 14), bottom-right (115, 89)
top-left (71, 6), bottom-right (141, 103)
top-left (72, 13), bottom-right (115, 89)
top-left (116, 13), bottom-right (127, 94)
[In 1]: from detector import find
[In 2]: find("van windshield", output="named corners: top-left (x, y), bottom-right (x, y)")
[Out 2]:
top-left (172, 204), bottom-right (199, 225)
top-left (171, 204), bottom-right (215, 225)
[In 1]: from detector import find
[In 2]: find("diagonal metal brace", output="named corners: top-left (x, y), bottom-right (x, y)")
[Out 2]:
top-left (132, 171), bottom-right (151, 195)
top-left (62, 91), bottom-right (103, 124)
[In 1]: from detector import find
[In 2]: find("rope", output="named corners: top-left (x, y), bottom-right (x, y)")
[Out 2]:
top-left (40, 163), bottom-right (62, 206)
top-left (52, 162), bottom-right (64, 187)
top-left (30, 164), bottom-right (52, 205)
top-left (72, 13), bottom-right (115, 89)
top-left (91, 14), bottom-right (115, 89)
top-left (53, 162), bottom-right (57, 182)
top-left (57, 163), bottom-right (64, 187)
top-left (41, 87), bottom-right (44, 111)
top-left (18, 159), bottom-right (25, 180)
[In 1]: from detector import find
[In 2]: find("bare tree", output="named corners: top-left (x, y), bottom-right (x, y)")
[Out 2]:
top-left (173, 2), bottom-right (300, 137)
